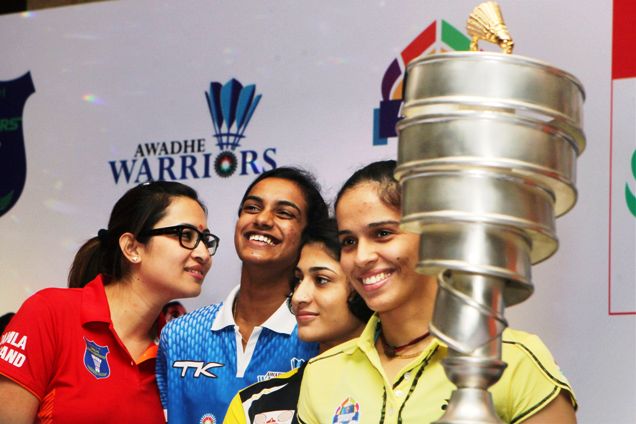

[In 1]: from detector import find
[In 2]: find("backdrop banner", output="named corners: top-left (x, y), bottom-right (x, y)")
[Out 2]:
top-left (0, 1), bottom-right (632, 422)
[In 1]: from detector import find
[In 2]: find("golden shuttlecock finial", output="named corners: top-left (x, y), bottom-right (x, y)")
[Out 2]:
top-left (467, 1), bottom-right (514, 54)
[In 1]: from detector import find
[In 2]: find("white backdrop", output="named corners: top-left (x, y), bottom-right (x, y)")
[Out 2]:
top-left (0, 1), bottom-right (634, 422)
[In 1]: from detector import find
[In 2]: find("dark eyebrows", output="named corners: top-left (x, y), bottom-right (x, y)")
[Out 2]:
top-left (242, 195), bottom-right (263, 205)
top-left (242, 196), bottom-right (302, 215)
top-left (308, 266), bottom-right (336, 274)
top-left (337, 220), bottom-right (400, 237)
top-left (368, 220), bottom-right (400, 228)
top-left (276, 200), bottom-right (302, 215)
top-left (185, 223), bottom-right (211, 233)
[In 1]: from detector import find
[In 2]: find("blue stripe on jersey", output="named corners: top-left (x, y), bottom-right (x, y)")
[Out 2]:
top-left (156, 301), bottom-right (318, 424)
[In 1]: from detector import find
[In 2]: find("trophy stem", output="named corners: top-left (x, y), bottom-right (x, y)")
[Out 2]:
top-left (432, 271), bottom-right (508, 424)
top-left (436, 387), bottom-right (502, 424)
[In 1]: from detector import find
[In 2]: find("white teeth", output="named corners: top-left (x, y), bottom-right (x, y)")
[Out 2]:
top-left (362, 272), bottom-right (391, 285)
top-left (249, 234), bottom-right (274, 245)
top-left (186, 268), bottom-right (202, 276)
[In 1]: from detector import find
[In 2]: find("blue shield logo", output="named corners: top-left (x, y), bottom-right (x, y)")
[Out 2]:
top-left (0, 72), bottom-right (35, 218)
top-left (83, 338), bottom-right (110, 379)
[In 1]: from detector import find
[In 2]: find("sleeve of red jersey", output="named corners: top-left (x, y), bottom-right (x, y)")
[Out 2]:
top-left (0, 291), bottom-right (58, 400)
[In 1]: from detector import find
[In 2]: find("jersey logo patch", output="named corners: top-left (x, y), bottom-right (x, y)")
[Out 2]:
top-left (83, 337), bottom-right (110, 379)
top-left (173, 360), bottom-right (224, 378)
top-left (332, 397), bottom-right (360, 423)
top-left (199, 413), bottom-right (216, 424)
top-left (254, 410), bottom-right (294, 423)
top-left (257, 370), bottom-right (283, 382)
top-left (290, 357), bottom-right (305, 369)
top-left (331, 397), bottom-right (360, 424)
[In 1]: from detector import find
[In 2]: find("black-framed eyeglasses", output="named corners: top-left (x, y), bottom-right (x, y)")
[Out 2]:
top-left (140, 224), bottom-right (220, 255)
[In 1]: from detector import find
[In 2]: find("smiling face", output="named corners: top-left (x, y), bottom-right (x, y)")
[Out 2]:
top-left (291, 242), bottom-right (364, 351)
top-left (336, 182), bottom-right (426, 315)
top-left (137, 196), bottom-right (212, 301)
top-left (234, 177), bottom-right (308, 269)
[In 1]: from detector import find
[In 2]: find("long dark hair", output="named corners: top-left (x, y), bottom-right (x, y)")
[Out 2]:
top-left (289, 218), bottom-right (373, 324)
top-left (335, 160), bottom-right (399, 212)
top-left (238, 166), bottom-right (328, 234)
top-left (68, 181), bottom-right (205, 288)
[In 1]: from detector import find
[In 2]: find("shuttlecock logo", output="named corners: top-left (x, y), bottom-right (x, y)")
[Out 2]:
top-left (205, 79), bottom-right (262, 178)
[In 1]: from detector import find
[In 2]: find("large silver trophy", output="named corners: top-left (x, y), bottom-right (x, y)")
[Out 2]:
top-left (394, 2), bottom-right (585, 423)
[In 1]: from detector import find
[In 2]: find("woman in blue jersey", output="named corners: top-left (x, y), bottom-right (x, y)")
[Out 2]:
top-left (297, 160), bottom-right (577, 423)
top-left (157, 167), bottom-right (329, 424)
top-left (223, 219), bottom-right (372, 424)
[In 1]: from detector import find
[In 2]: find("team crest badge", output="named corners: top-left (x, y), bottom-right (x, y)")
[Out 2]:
top-left (290, 357), bottom-right (305, 369)
top-left (199, 413), bottom-right (216, 424)
top-left (332, 397), bottom-right (360, 423)
top-left (83, 337), bottom-right (110, 379)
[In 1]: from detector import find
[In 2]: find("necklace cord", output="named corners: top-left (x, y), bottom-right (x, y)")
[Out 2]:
top-left (379, 323), bottom-right (430, 358)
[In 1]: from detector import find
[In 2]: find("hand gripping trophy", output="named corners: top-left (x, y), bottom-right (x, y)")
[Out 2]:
top-left (395, 2), bottom-right (585, 423)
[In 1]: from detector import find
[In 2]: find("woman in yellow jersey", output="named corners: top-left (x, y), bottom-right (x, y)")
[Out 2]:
top-left (224, 219), bottom-right (372, 424)
top-left (297, 160), bottom-right (577, 424)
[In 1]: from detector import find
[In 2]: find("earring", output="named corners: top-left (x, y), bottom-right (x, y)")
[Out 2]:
top-left (132, 257), bottom-right (139, 263)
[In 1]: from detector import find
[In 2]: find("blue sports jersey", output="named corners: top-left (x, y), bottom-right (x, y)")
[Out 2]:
top-left (157, 286), bottom-right (319, 424)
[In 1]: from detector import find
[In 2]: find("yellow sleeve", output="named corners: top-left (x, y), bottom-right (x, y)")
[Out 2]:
top-left (296, 363), bottom-right (318, 424)
top-left (493, 330), bottom-right (577, 423)
top-left (222, 392), bottom-right (248, 424)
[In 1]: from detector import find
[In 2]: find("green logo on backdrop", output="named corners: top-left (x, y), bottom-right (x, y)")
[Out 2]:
top-left (626, 149), bottom-right (636, 217)
top-left (0, 117), bottom-right (21, 132)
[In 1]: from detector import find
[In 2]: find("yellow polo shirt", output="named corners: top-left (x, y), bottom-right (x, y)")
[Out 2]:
top-left (297, 315), bottom-right (575, 424)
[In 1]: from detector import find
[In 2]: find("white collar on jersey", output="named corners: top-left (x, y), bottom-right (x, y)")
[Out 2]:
top-left (211, 284), bottom-right (296, 335)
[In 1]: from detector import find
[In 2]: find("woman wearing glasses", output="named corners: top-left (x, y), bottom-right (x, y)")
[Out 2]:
top-left (0, 181), bottom-right (217, 423)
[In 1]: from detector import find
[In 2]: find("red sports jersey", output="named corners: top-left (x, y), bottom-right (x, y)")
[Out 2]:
top-left (0, 275), bottom-right (164, 423)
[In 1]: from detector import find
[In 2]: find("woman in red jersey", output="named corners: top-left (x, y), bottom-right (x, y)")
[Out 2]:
top-left (0, 181), bottom-right (217, 423)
